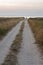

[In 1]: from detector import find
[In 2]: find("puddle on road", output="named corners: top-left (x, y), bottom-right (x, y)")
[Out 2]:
top-left (17, 19), bottom-right (43, 65)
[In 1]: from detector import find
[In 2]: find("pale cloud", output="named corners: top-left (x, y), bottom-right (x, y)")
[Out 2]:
top-left (0, 2), bottom-right (43, 11)
top-left (0, 0), bottom-right (43, 16)
top-left (0, 0), bottom-right (43, 10)
top-left (0, 0), bottom-right (43, 5)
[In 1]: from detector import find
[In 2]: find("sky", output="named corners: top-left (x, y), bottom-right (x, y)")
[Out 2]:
top-left (0, 0), bottom-right (43, 17)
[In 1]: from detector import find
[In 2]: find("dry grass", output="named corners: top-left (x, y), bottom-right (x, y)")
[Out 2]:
top-left (28, 18), bottom-right (43, 44)
top-left (0, 17), bottom-right (24, 39)
top-left (1, 22), bottom-right (24, 65)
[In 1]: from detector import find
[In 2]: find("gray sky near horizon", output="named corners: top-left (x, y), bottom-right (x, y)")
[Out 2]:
top-left (0, 0), bottom-right (43, 17)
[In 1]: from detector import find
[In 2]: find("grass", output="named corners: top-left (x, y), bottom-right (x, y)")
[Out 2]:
top-left (0, 17), bottom-right (24, 40)
top-left (1, 22), bottom-right (24, 65)
top-left (28, 18), bottom-right (43, 45)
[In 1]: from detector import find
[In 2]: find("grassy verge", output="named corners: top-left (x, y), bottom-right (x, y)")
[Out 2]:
top-left (28, 18), bottom-right (43, 45)
top-left (1, 22), bottom-right (24, 65)
top-left (0, 17), bottom-right (24, 40)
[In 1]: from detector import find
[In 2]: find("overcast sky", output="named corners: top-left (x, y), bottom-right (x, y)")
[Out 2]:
top-left (0, 0), bottom-right (43, 17)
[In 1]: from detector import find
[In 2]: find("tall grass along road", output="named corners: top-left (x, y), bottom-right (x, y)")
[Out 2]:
top-left (28, 18), bottom-right (43, 65)
top-left (0, 20), bottom-right (24, 65)
top-left (0, 17), bottom-right (24, 40)
top-left (28, 18), bottom-right (43, 44)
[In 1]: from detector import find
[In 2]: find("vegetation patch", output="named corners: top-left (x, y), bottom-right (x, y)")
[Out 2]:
top-left (28, 18), bottom-right (43, 45)
top-left (1, 22), bottom-right (24, 65)
top-left (0, 17), bottom-right (24, 40)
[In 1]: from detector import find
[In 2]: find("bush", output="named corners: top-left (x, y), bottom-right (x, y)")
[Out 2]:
top-left (0, 28), bottom-right (6, 36)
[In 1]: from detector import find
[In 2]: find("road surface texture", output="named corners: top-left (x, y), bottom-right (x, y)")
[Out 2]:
top-left (17, 19), bottom-right (43, 65)
top-left (0, 19), bottom-right (43, 65)
top-left (0, 20), bottom-right (23, 64)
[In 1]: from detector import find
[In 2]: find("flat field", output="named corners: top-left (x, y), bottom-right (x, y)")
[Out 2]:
top-left (0, 17), bottom-right (24, 39)
top-left (28, 18), bottom-right (43, 44)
